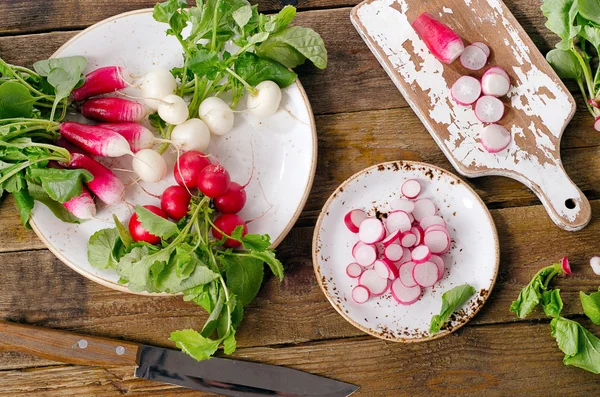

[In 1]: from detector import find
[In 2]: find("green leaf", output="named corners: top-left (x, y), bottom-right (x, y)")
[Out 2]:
top-left (256, 26), bottom-right (327, 69)
top-left (26, 181), bottom-right (80, 224)
top-left (116, 245), bottom-right (174, 292)
top-left (546, 49), bottom-right (583, 80)
top-left (88, 228), bottom-right (120, 270)
top-left (221, 253), bottom-right (264, 306)
top-left (222, 329), bottom-right (236, 355)
top-left (541, 289), bottom-right (564, 318)
top-left (153, 0), bottom-right (189, 38)
top-left (580, 290), bottom-right (600, 325)
top-left (579, 0), bottom-right (600, 25)
top-left (232, 4), bottom-right (252, 28)
top-left (551, 316), bottom-right (579, 356)
top-left (429, 284), bottom-right (476, 334)
top-left (0, 82), bottom-right (34, 118)
top-left (579, 25), bottom-right (600, 52)
top-left (246, 249), bottom-right (283, 280)
top-left (13, 188), bottom-right (34, 227)
top-left (134, 205), bottom-right (179, 240)
top-left (201, 289), bottom-right (225, 337)
top-left (234, 52), bottom-right (297, 88)
top-left (509, 264), bottom-right (560, 318)
top-left (32, 56), bottom-right (86, 78)
top-left (28, 168), bottom-right (93, 203)
top-left (263, 5), bottom-right (296, 33)
top-left (241, 233), bottom-right (271, 251)
top-left (551, 316), bottom-right (600, 374)
top-left (541, 0), bottom-right (579, 43)
top-left (188, 48), bottom-right (222, 80)
top-left (247, 32), bottom-right (270, 45)
top-left (113, 214), bottom-right (134, 250)
top-left (170, 329), bottom-right (221, 361)
top-left (154, 250), bottom-right (219, 293)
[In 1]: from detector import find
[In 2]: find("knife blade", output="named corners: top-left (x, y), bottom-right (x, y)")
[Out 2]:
top-left (0, 320), bottom-right (359, 397)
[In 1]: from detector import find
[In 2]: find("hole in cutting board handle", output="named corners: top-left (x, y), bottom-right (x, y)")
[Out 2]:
top-left (565, 199), bottom-right (576, 209)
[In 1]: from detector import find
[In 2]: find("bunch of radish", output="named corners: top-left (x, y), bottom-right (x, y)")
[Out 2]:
top-left (412, 12), bottom-right (513, 154)
top-left (344, 179), bottom-right (452, 305)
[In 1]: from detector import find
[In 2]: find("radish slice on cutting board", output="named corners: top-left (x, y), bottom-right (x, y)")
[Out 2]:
top-left (460, 45), bottom-right (487, 70)
top-left (480, 124), bottom-right (511, 153)
top-left (451, 76), bottom-right (481, 106)
top-left (471, 41), bottom-right (490, 58)
top-left (481, 69), bottom-right (510, 97)
top-left (413, 261), bottom-right (439, 287)
top-left (346, 263), bottom-right (364, 278)
top-left (391, 279), bottom-right (422, 305)
top-left (474, 96), bottom-right (504, 123)
top-left (401, 179), bottom-right (421, 199)
top-left (359, 218), bottom-right (385, 244)
top-left (352, 285), bottom-right (370, 304)
top-left (359, 269), bottom-right (389, 296)
top-left (344, 209), bottom-right (367, 233)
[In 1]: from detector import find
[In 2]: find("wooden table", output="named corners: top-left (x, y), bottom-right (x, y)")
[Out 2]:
top-left (1, 1), bottom-right (600, 395)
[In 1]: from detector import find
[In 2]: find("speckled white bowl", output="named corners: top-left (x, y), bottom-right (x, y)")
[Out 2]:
top-left (313, 161), bottom-right (499, 342)
top-left (29, 10), bottom-right (317, 294)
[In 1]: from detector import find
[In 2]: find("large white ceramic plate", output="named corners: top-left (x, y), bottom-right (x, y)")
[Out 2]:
top-left (29, 10), bottom-right (317, 294)
top-left (313, 161), bottom-right (499, 342)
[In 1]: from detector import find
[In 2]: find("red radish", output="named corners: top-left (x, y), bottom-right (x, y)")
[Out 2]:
top-left (174, 151), bottom-right (212, 188)
top-left (97, 122), bottom-right (156, 153)
top-left (161, 185), bottom-right (191, 221)
top-left (383, 259), bottom-right (400, 279)
top-left (471, 42), bottom-right (490, 58)
top-left (412, 261), bottom-right (439, 287)
top-left (561, 256), bottom-right (571, 275)
top-left (411, 245), bottom-right (431, 264)
top-left (451, 76), bottom-right (481, 106)
top-left (63, 186), bottom-right (96, 219)
top-left (353, 243), bottom-right (377, 267)
top-left (129, 205), bottom-right (167, 245)
top-left (359, 218), bottom-right (385, 244)
top-left (352, 285), bottom-right (370, 304)
top-left (214, 182), bottom-right (246, 214)
top-left (399, 261), bottom-right (418, 288)
top-left (595, 117), bottom-right (600, 132)
top-left (384, 243), bottom-right (404, 262)
top-left (374, 260), bottom-right (393, 280)
top-left (420, 215), bottom-right (445, 229)
top-left (346, 263), bottom-right (363, 278)
top-left (480, 124), bottom-right (511, 153)
top-left (401, 179), bottom-right (421, 199)
top-left (391, 278), bottom-right (422, 305)
top-left (63, 152), bottom-right (125, 205)
top-left (400, 231), bottom-right (417, 248)
top-left (460, 45), bottom-right (487, 71)
top-left (412, 199), bottom-right (436, 221)
top-left (71, 66), bottom-right (132, 102)
top-left (484, 66), bottom-right (510, 83)
top-left (385, 211), bottom-right (412, 233)
top-left (60, 122), bottom-right (132, 157)
top-left (390, 198), bottom-right (415, 213)
top-left (358, 269), bottom-right (389, 296)
top-left (429, 255), bottom-right (446, 280)
top-left (412, 12), bottom-right (464, 64)
top-left (481, 70), bottom-right (511, 97)
top-left (344, 209), bottom-right (368, 233)
top-left (474, 96), bottom-right (504, 123)
top-left (212, 213), bottom-right (248, 248)
top-left (411, 226), bottom-right (423, 246)
top-left (424, 230), bottom-right (450, 254)
top-left (81, 98), bottom-right (149, 123)
top-left (198, 164), bottom-right (231, 198)
top-left (382, 229), bottom-right (401, 247)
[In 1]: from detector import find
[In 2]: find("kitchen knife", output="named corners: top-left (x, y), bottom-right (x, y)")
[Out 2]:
top-left (0, 320), bottom-right (359, 396)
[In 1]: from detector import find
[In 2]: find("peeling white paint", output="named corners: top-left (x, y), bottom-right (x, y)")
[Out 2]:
top-left (443, 7), bottom-right (453, 13)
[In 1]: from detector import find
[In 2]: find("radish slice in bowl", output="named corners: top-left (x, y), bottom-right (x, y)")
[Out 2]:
top-left (429, 255), bottom-right (446, 280)
top-left (398, 261), bottom-right (418, 287)
top-left (412, 261), bottom-right (439, 288)
top-left (424, 230), bottom-right (450, 254)
top-left (382, 229), bottom-right (402, 247)
top-left (411, 226), bottom-right (423, 246)
top-left (359, 269), bottom-right (389, 296)
top-left (385, 211), bottom-right (412, 233)
top-left (359, 218), bottom-right (385, 244)
top-left (346, 263), bottom-right (364, 278)
top-left (390, 198), bottom-right (415, 213)
top-left (471, 41), bottom-right (490, 58)
top-left (401, 179), bottom-right (421, 199)
top-left (420, 215), bottom-right (445, 229)
top-left (460, 45), bottom-right (487, 71)
top-left (391, 279), bottom-right (422, 305)
top-left (412, 199), bottom-right (436, 221)
top-left (451, 76), bottom-right (481, 106)
top-left (400, 232), bottom-right (417, 248)
top-left (344, 209), bottom-right (367, 233)
top-left (384, 243), bottom-right (404, 262)
top-left (474, 96), bottom-right (504, 123)
top-left (480, 124), bottom-right (511, 153)
top-left (411, 245), bottom-right (432, 264)
top-left (374, 259), bottom-right (398, 280)
top-left (353, 243), bottom-right (377, 267)
top-left (352, 285), bottom-right (371, 304)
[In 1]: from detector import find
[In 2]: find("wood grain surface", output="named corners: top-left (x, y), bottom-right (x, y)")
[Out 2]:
top-left (1, 1), bottom-right (600, 396)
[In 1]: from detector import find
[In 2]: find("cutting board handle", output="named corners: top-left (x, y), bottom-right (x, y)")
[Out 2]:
top-left (0, 320), bottom-right (139, 367)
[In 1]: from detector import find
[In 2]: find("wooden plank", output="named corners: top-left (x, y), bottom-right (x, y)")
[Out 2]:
top-left (2, 321), bottom-right (600, 396)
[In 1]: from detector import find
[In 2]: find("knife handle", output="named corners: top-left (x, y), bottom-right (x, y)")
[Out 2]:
top-left (0, 320), bottom-right (139, 367)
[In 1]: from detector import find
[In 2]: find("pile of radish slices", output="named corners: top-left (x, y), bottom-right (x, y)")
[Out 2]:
top-left (344, 179), bottom-right (451, 305)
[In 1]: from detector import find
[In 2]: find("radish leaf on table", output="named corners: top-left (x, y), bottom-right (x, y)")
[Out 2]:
top-left (541, 289), bottom-right (564, 318)
top-left (580, 290), bottom-right (600, 324)
top-left (551, 316), bottom-right (600, 374)
top-left (429, 284), bottom-right (476, 334)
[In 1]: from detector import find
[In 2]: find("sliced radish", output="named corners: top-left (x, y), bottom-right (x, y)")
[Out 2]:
top-left (420, 215), bottom-right (445, 229)
top-left (429, 255), bottom-right (446, 280)
top-left (474, 96), bottom-right (504, 123)
top-left (401, 179), bottom-right (421, 199)
top-left (480, 124), bottom-right (511, 153)
top-left (484, 66), bottom-right (510, 83)
top-left (391, 278), bottom-right (422, 305)
top-left (471, 41), bottom-right (490, 58)
top-left (359, 269), bottom-right (389, 296)
top-left (353, 243), bottom-right (377, 267)
top-left (411, 226), bottom-right (423, 246)
top-left (352, 285), bottom-right (370, 304)
top-left (397, 248), bottom-right (412, 266)
top-left (400, 232), bottom-right (417, 248)
top-left (424, 230), bottom-right (450, 254)
top-left (390, 198), bottom-right (415, 213)
top-left (412, 261), bottom-right (439, 288)
top-left (382, 229), bottom-right (402, 247)
top-left (460, 45), bottom-right (487, 71)
top-left (407, 212), bottom-right (415, 224)
top-left (383, 259), bottom-right (399, 279)
top-left (595, 117), bottom-right (600, 132)
top-left (359, 218), bottom-right (385, 244)
top-left (481, 71), bottom-right (510, 97)
top-left (352, 241), bottom-right (366, 257)
top-left (451, 76), bottom-right (481, 106)
top-left (385, 211), bottom-right (412, 233)
top-left (411, 245), bottom-right (432, 264)
top-left (424, 225), bottom-right (450, 238)
top-left (344, 209), bottom-right (367, 233)
top-left (399, 261), bottom-right (418, 288)
top-left (374, 260), bottom-right (392, 279)
top-left (384, 243), bottom-right (404, 262)
top-left (346, 263), bottom-right (364, 278)
top-left (412, 199), bottom-right (436, 221)
top-left (411, 12), bottom-right (464, 64)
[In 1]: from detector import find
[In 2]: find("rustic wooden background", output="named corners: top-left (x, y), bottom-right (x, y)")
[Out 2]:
top-left (1, 0), bottom-right (600, 395)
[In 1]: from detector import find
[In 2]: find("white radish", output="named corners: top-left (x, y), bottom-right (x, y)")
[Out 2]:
top-left (359, 269), bottom-right (389, 296)
top-left (401, 179), bottom-right (421, 199)
top-left (352, 285), bottom-right (370, 304)
top-left (158, 94), bottom-right (189, 125)
top-left (481, 71), bottom-right (511, 97)
top-left (132, 149), bottom-right (167, 183)
top-left (420, 215), bottom-right (445, 230)
top-left (400, 232), bottom-right (417, 248)
top-left (391, 278), bottom-right (422, 305)
top-left (429, 255), bottom-right (446, 280)
top-left (382, 229), bottom-right (401, 246)
top-left (411, 245), bottom-right (432, 264)
top-left (474, 96), bottom-right (504, 123)
top-left (424, 230), bottom-right (450, 254)
top-left (359, 218), bottom-right (385, 244)
top-left (590, 256), bottom-right (600, 275)
top-left (411, 226), bottom-right (423, 246)
top-left (451, 76), bottom-right (481, 106)
top-left (199, 97), bottom-right (234, 136)
top-left (346, 263), bottom-right (363, 278)
top-left (384, 243), bottom-right (404, 262)
top-left (353, 243), bottom-right (377, 267)
top-left (344, 209), bottom-right (368, 233)
top-left (171, 118), bottom-right (211, 152)
top-left (412, 199), bottom-right (436, 221)
top-left (385, 211), bottom-right (412, 233)
top-left (247, 81), bottom-right (282, 118)
top-left (390, 198), bottom-right (415, 213)
top-left (480, 124), bottom-right (511, 153)
top-left (412, 261), bottom-right (439, 288)
top-left (141, 68), bottom-right (177, 110)
top-left (471, 42), bottom-right (490, 58)
top-left (399, 261), bottom-right (418, 288)
top-left (460, 45), bottom-right (487, 71)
